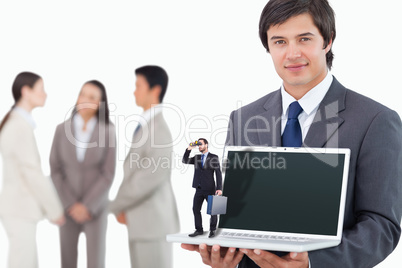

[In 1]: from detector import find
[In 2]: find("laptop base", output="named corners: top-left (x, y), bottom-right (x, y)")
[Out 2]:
top-left (167, 232), bottom-right (340, 252)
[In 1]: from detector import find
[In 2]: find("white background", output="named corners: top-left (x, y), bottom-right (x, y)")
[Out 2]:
top-left (0, 0), bottom-right (401, 267)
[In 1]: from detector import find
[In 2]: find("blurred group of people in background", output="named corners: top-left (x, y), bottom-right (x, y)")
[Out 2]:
top-left (0, 66), bottom-right (179, 268)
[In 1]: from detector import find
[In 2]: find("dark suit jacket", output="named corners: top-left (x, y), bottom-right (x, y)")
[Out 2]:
top-left (227, 76), bottom-right (402, 267)
top-left (182, 149), bottom-right (223, 192)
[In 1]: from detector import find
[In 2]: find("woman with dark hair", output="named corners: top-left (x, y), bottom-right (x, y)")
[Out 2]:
top-left (49, 80), bottom-right (116, 268)
top-left (0, 72), bottom-right (65, 268)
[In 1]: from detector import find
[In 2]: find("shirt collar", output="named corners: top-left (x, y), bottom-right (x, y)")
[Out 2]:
top-left (14, 106), bottom-right (36, 129)
top-left (73, 113), bottom-right (97, 132)
top-left (140, 104), bottom-right (163, 123)
top-left (281, 71), bottom-right (333, 116)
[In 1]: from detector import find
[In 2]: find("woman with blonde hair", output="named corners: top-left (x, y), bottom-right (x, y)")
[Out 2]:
top-left (0, 71), bottom-right (65, 268)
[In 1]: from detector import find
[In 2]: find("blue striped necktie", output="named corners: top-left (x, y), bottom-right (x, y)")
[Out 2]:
top-left (282, 101), bottom-right (303, 147)
top-left (201, 154), bottom-right (205, 168)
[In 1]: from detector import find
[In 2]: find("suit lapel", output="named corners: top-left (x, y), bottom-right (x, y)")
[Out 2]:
top-left (256, 90), bottom-right (282, 146)
top-left (124, 123), bottom-right (146, 166)
top-left (67, 117), bottom-right (103, 165)
top-left (65, 118), bottom-right (81, 164)
top-left (303, 77), bottom-right (346, 148)
top-left (83, 121), bottom-right (100, 163)
top-left (123, 113), bottom-right (154, 166)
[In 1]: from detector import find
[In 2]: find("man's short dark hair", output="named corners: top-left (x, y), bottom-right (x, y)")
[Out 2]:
top-left (135, 65), bottom-right (169, 103)
top-left (198, 138), bottom-right (208, 146)
top-left (259, 0), bottom-right (336, 69)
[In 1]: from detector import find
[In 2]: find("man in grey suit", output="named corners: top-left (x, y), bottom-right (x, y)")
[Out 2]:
top-left (182, 0), bottom-right (402, 267)
top-left (110, 65), bottom-right (180, 268)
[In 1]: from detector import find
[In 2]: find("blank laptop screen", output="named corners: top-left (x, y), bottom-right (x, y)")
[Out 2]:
top-left (218, 150), bottom-right (346, 236)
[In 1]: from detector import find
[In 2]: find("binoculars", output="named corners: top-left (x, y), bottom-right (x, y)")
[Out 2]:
top-left (189, 141), bottom-right (201, 146)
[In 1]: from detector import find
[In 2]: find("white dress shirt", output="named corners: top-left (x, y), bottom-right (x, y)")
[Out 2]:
top-left (14, 106), bottom-right (36, 129)
top-left (134, 104), bottom-right (164, 133)
top-left (281, 71), bottom-right (333, 142)
top-left (73, 114), bottom-right (97, 162)
top-left (140, 104), bottom-right (163, 124)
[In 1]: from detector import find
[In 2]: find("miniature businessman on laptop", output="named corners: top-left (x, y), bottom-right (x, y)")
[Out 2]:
top-left (182, 138), bottom-right (223, 238)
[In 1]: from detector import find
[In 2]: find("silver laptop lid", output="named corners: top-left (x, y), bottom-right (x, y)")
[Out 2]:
top-left (219, 146), bottom-right (350, 240)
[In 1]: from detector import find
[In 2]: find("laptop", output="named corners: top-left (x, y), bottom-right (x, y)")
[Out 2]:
top-left (167, 146), bottom-right (351, 252)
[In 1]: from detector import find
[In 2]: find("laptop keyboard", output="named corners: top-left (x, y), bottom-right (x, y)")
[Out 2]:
top-left (220, 232), bottom-right (310, 242)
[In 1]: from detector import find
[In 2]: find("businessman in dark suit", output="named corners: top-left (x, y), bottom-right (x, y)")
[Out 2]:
top-left (182, 138), bottom-right (223, 238)
top-left (182, 0), bottom-right (402, 267)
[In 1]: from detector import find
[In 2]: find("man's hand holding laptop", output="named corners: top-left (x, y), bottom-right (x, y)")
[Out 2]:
top-left (239, 248), bottom-right (308, 268)
top-left (181, 244), bottom-right (244, 268)
top-left (181, 243), bottom-right (308, 268)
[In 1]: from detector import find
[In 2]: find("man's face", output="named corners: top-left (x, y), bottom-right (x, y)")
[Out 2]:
top-left (134, 74), bottom-right (152, 109)
top-left (267, 13), bottom-right (332, 95)
top-left (198, 141), bottom-right (207, 153)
